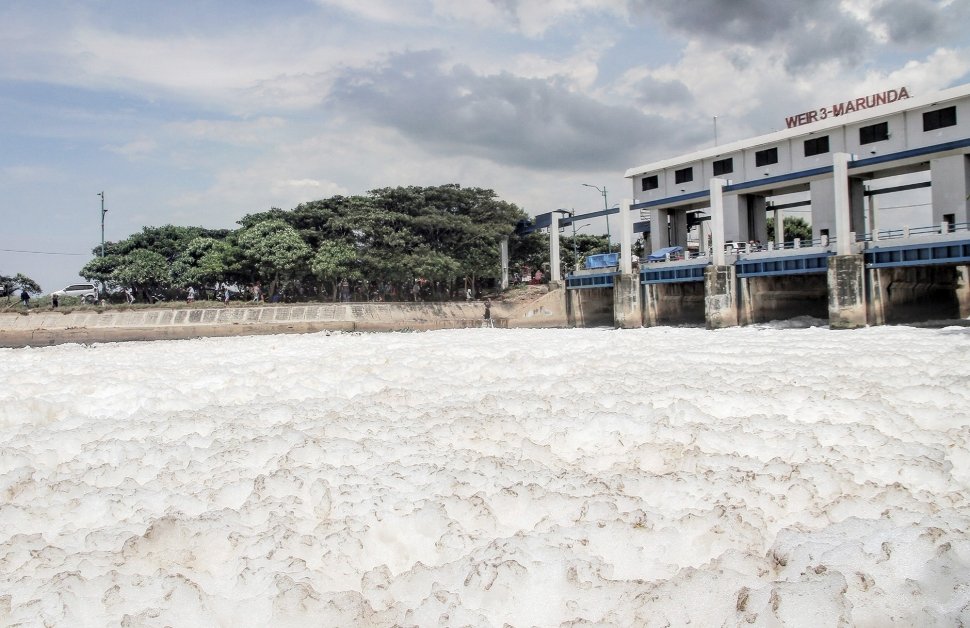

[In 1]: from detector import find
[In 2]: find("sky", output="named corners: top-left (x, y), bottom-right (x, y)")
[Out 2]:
top-left (1, 0), bottom-right (969, 293)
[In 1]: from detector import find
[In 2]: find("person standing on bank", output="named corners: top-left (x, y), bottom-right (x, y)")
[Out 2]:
top-left (187, 285), bottom-right (195, 303)
top-left (51, 293), bottom-right (59, 309)
top-left (20, 288), bottom-right (30, 308)
top-left (483, 297), bottom-right (493, 327)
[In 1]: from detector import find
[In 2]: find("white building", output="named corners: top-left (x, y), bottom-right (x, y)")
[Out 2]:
top-left (625, 83), bottom-right (970, 252)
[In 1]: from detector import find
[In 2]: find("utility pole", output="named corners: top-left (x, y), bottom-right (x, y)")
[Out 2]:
top-left (713, 115), bottom-right (718, 146)
top-left (98, 191), bottom-right (107, 257)
top-left (582, 184), bottom-right (611, 252)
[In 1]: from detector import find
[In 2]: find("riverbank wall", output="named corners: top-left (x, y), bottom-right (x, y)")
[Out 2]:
top-left (0, 292), bottom-right (570, 348)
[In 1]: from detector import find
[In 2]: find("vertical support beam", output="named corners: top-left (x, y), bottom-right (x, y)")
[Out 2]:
top-left (867, 267), bottom-right (889, 326)
top-left (549, 211), bottom-right (561, 283)
top-left (500, 237), bottom-right (509, 290)
top-left (930, 154), bottom-right (970, 224)
top-left (749, 195), bottom-right (768, 243)
top-left (613, 199), bottom-right (641, 329)
top-left (828, 253), bottom-right (867, 329)
top-left (650, 208), bottom-right (670, 251)
top-left (773, 208), bottom-right (784, 246)
top-left (704, 264), bottom-right (739, 329)
top-left (868, 194), bottom-right (878, 240)
top-left (833, 152), bottom-right (853, 256)
top-left (672, 210), bottom-right (688, 248)
top-left (957, 265), bottom-right (970, 319)
top-left (711, 178), bottom-right (727, 266)
top-left (738, 276), bottom-right (754, 326)
top-left (619, 199), bottom-right (633, 275)
top-left (642, 283), bottom-right (659, 327)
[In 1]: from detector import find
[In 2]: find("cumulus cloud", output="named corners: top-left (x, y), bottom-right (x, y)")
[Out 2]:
top-left (103, 138), bottom-right (157, 159)
top-left (871, 0), bottom-right (970, 46)
top-left (328, 50), bottom-right (701, 171)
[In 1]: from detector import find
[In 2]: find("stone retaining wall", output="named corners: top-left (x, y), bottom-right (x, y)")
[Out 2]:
top-left (0, 293), bottom-right (569, 348)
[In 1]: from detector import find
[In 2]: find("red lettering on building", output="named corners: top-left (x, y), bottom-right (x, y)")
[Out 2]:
top-left (784, 87), bottom-right (911, 128)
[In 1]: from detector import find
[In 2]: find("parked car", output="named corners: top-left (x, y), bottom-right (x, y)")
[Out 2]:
top-left (51, 282), bottom-right (99, 303)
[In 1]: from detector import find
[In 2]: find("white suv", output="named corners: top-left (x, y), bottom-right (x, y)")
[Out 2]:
top-left (52, 283), bottom-right (99, 303)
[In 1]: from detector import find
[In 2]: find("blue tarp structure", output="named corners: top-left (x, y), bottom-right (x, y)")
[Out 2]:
top-left (647, 246), bottom-right (683, 261)
top-left (585, 253), bottom-right (620, 269)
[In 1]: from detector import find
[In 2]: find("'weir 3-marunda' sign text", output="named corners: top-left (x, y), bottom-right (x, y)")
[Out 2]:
top-left (785, 87), bottom-right (911, 128)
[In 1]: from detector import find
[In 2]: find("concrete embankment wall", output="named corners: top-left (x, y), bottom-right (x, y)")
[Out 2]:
top-left (0, 295), bottom-right (569, 348)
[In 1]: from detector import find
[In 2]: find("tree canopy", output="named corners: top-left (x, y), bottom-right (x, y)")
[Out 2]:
top-left (79, 184), bottom-right (540, 300)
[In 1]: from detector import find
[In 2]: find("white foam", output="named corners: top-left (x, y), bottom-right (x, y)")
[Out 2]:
top-left (1, 326), bottom-right (969, 625)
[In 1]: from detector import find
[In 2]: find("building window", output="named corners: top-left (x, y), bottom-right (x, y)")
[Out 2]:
top-left (674, 167), bottom-right (693, 184)
top-left (804, 135), bottom-right (830, 157)
top-left (923, 106), bottom-right (957, 132)
top-left (712, 157), bottom-right (733, 176)
top-left (641, 175), bottom-right (659, 191)
top-left (859, 121), bottom-right (889, 145)
top-left (755, 147), bottom-right (778, 167)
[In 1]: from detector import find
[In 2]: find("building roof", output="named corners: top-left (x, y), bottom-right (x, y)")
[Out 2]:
top-left (624, 82), bottom-right (970, 179)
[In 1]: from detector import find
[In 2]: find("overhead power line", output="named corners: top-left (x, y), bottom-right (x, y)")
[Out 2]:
top-left (0, 248), bottom-right (89, 256)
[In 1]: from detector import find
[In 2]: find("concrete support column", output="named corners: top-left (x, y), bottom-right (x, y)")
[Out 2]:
top-left (773, 208), bottom-right (784, 246)
top-left (650, 208), bottom-right (670, 251)
top-left (868, 193), bottom-right (878, 240)
top-left (613, 274), bottom-right (642, 329)
top-left (833, 153), bottom-right (853, 256)
top-left (704, 264), bottom-right (739, 329)
top-left (619, 199), bottom-right (633, 275)
top-left (722, 194), bottom-right (744, 243)
top-left (643, 284), bottom-right (660, 327)
top-left (549, 212), bottom-right (561, 283)
top-left (500, 237), bottom-right (509, 290)
top-left (738, 276), bottom-right (754, 326)
top-left (672, 210), bottom-right (688, 248)
top-left (710, 178), bottom-right (727, 266)
top-left (827, 254), bottom-right (867, 328)
top-left (957, 265), bottom-right (970, 319)
top-left (930, 154), bottom-right (970, 224)
top-left (749, 196), bottom-right (768, 243)
top-left (614, 199), bottom-right (641, 328)
top-left (867, 267), bottom-right (889, 326)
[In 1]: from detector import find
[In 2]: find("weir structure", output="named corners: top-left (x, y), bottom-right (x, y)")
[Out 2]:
top-left (532, 83), bottom-right (970, 328)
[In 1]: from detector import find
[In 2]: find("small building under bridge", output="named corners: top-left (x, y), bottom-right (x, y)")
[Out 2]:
top-left (534, 83), bottom-right (970, 328)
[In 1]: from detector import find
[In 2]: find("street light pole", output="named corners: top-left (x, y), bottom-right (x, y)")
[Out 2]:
top-left (98, 191), bottom-right (107, 257)
top-left (582, 184), bottom-right (610, 252)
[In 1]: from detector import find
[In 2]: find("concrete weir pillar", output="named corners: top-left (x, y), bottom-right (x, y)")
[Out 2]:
top-left (828, 255), bottom-right (867, 328)
top-left (828, 154), bottom-right (868, 329)
top-left (705, 265), bottom-right (739, 329)
top-left (613, 199), bottom-right (642, 328)
top-left (704, 178), bottom-right (738, 328)
top-left (867, 267), bottom-right (890, 326)
top-left (957, 265), bottom-right (970, 319)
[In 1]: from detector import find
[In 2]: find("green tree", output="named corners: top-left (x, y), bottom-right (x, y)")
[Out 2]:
top-left (80, 255), bottom-right (123, 290)
top-left (766, 216), bottom-right (813, 242)
top-left (237, 219), bottom-right (311, 295)
top-left (112, 249), bottom-right (170, 293)
top-left (310, 240), bottom-right (360, 301)
top-left (170, 237), bottom-right (231, 289)
top-left (12, 273), bottom-right (41, 296)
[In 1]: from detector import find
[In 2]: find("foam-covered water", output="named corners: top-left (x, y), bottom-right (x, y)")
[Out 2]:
top-left (1, 326), bottom-right (969, 626)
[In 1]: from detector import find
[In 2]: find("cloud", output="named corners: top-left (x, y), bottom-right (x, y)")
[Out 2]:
top-left (631, 76), bottom-right (694, 107)
top-left (631, 0), bottom-right (874, 72)
top-left (871, 0), bottom-right (970, 47)
top-left (103, 138), bottom-right (157, 159)
top-left (328, 50), bottom-right (701, 171)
